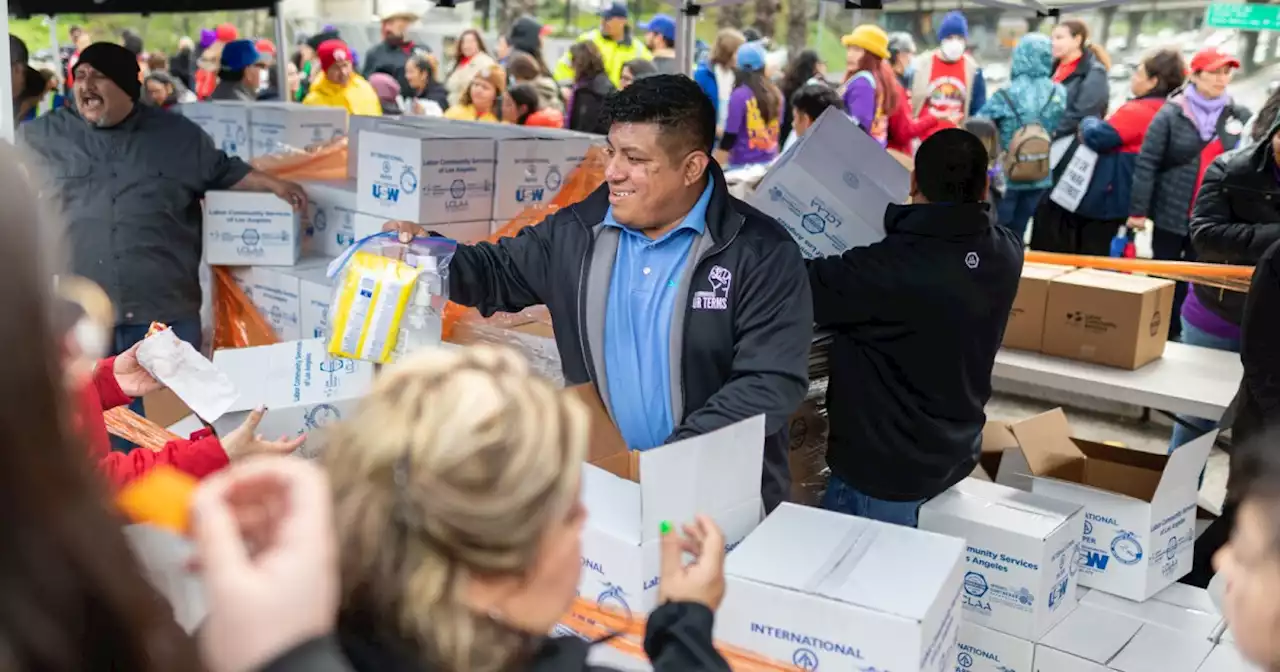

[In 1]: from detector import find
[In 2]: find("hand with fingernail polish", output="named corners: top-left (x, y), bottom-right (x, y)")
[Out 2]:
top-left (220, 407), bottom-right (306, 461)
top-left (657, 514), bottom-right (726, 610)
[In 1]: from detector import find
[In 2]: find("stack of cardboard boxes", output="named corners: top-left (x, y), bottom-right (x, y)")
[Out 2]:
top-left (1004, 263), bottom-right (1177, 370)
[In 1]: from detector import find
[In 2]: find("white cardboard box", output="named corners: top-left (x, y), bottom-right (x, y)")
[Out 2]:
top-left (345, 114), bottom-right (449, 178)
top-left (1081, 583), bottom-right (1222, 640)
top-left (303, 179), bottom-right (361, 257)
top-left (203, 191), bottom-right (301, 266)
top-left (957, 620), bottom-right (1035, 672)
top-left (713, 503), bottom-right (964, 672)
top-left (231, 257), bottom-right (334, 342)
top-left (1199, 643), bottom-right (1263, 672)
top-left (249, 103), bottom-right (347, 158)
top-left (350, 211), bottom-right (491, 244)
top-left (211, 340), bottom-right (373, 458)
top-left (355, 127), bottom-right (496, 224)
top-left (493, 134), bottom-right (593, 221)
top-left (920, 477), bottom-right (1084, 640)
top-left (996, 409), bottom-right (1215, 601)
top-left (579, 414), bottom-right (765, 618)
top-left (1036, 604), bottom-right (1215, 672)
top-left (748, 107), bottom-right (909, 259)
top-left (181, 102), bottom-right (252, 160)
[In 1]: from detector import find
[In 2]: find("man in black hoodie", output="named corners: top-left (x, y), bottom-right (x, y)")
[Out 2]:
top-left (807, 129), bottom-right (1023, 526)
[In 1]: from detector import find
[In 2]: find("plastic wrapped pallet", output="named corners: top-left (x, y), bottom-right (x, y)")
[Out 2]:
top-left (787, 396), bottom-right (829, 506)
top-left (447, 307), bottom-right (563, 387)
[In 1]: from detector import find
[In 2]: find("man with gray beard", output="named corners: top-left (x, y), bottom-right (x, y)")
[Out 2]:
top-left (19, 42), bottom-right (307, 360)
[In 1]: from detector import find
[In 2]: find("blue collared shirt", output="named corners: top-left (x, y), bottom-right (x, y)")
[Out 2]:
top-left (603, 183), bottom-right (714, 450)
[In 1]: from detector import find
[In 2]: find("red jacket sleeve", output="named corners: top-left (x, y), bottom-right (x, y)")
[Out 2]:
top-left (93, 358), bottom-right (133, 411)
top-left (1107, 101), bottom-right (1155, 149)
top-left (96, 428), bottom-right (230, 490)
top-left (888, 106), bottom-right (941, 146)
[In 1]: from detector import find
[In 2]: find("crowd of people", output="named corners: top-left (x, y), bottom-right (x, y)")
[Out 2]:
top-left (8, 6), bottom-right (1280, 672)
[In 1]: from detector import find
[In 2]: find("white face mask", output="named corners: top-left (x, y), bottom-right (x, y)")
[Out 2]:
top-left (940, 38), bottom-right (966, 62)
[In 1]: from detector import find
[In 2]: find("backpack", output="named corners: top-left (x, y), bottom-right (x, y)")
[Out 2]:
top-left (998, 89), bottom-right (1055, 183)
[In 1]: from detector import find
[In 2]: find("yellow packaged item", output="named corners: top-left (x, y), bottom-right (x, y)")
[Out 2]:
top-left (328, 251), bottom-right (424, 363)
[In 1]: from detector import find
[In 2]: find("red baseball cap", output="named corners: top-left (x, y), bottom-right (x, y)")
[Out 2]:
top-left (255, 39), bottom-right (276, 56)
top-left (1190, 47), bottom-right (1240, 73)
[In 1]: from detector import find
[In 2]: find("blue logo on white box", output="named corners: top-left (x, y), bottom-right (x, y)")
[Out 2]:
top-left (449, 179), bottom-right (466, 199)
top-left (963, 571), bottom-right (989, 597)
top-left (793, 648), bottom-right (819, 670)
top-left (241, 229), bottom-right (261, 246)
top-left (958, 652), bottom-right (974, 668)
top-left (1111, 532), bottom-right (1144, 565)
top-left (546, 166), bottom-right (563, 190)
top-left (304, 403), bottom-right (340, 429)
top-left (400, 167), bottom-right (419, 194)
top-left (596, 584), bottom-right (631, 618)
top-left (313, 209), bottom-right (328, 232)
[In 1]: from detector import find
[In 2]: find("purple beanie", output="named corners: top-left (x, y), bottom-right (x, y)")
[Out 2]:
top-left (199, 28), bottom-right (217, 49)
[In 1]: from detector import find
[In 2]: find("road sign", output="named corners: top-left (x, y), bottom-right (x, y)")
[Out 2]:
top-left (1205, 2), bottom-right (1280, 31)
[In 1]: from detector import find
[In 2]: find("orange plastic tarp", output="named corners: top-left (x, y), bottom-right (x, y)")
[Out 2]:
top-left (104, 407), bottom-right (183, 452)
top-left (1025, 251), bottom-right (1253, 293)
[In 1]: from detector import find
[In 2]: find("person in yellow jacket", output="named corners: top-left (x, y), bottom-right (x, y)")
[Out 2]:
top-left (302, 40), bottom-right (382, 116)
top-left (553, 1), bottom-right (651, 88)
top-left (443, 65), bottom-right (506, 122)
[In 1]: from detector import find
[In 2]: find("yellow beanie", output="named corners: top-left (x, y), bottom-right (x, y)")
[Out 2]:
top-left (842, 24), bottom-right (890, 60)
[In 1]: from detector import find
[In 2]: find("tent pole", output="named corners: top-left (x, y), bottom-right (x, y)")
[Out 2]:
top-left (0, 0), bottom-right (13, 143)
top-left (49, 16), bottom-right (64, 93)
top-left (273, 1), bottom-right (289, 101)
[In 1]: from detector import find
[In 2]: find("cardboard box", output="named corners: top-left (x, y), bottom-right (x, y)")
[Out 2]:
top-left (748, 108), bottom-right (909, 259)
top-left (203, 191), bottom-right (300, 266)
top-left (1005, 263), bottom-right (1076, 352)
top-left (355, 127), bottom-right (496, 224)
top-left (996, 409), bottom-right (1215, 601)
top-left (303, 180), bottom-right (361, 257)
top-left (1040, 269), bottom-right (1175, 369)
top-left (1036, 604), bottom-right (1214, 672)
top-left (350, 211), bottom-right (491, 244)
top-left (1199, 643), bottom-right (1264, 672)
top-left (979, 421), bottom-right (1020, 480)
top-left (211, 340), bottom-right (373, 458)
top-left (714, 503), bottom-right (964, 672)
top-left (578, 414), bottom-right (765, 617)
top-left (248, 103), bottom-right (347, 158)
top-left (957, 620), bottom-right (1035, 672)
top-left (1081, 585), bottom-right (1221, 640)
top-left (232, 258), bottom-right (334, 342)
top-left (919, 477), bottom-right (1084, 640)
top-left (345, 114), bottom-right (450, 178)
top-left (180, 102), bottom-right (252, 160)
top-left (143, 389), bottom-right (194, 430)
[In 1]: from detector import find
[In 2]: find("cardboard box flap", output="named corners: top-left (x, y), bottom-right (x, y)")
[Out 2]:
top-left (1110, 623), bottom-right (1214, 672)
top-left (1076, 440), bottom-right (1167, 503)
top-left (566, 384), bottom-right (631, 471)
top-left (580, 461), bottom-right (643, 545)
top-left (1155, 430), bottom-right (1217, 503)
top-left (1008, 409), bottom-right (1087, 482)
top-left (1022, 263), bottom-right (1077, 279)
top-left (637, 415), bottom-right (765, 544)
top-left (1041, 604), bottom-right (1145, 664)
top-left (929, 477), bottom-right (1082, 539)
top-left (1081, 589), bottom-right (1221, 639)
top-left (1151, 582), bottom-right (1219, 615)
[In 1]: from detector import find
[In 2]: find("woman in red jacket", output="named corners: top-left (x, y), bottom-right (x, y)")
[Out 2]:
top-left (60, 291), bottom-right (304, 490)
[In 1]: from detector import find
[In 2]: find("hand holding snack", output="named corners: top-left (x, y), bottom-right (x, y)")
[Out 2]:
top-left (114, 339), bottom-right (165, 398)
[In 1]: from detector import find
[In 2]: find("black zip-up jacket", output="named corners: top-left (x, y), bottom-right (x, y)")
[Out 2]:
top-left (808, 202), bottom-right (1023, 502)
top-left (259, 603), bottom-right (731, 672)
top-left (1189, 118), bottom-right (1280, 326)
top-left (1054, 49), bottom-right (1109, 139)
top-left (1231, 237), bottom-right (1280, 464)
top-left (448, 164), bottom-right (812, 511)
top-left (362, 39), bottom-right (428, 95)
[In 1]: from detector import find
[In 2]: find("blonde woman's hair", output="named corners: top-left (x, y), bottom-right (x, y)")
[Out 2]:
top-left (712, 28), bottom-right (746, 67)
top-left (324, 346), bottom-right (589, 672)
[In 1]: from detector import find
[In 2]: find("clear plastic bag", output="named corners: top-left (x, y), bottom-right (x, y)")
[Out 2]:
top-left (325, 231), bottom-right (457, 364)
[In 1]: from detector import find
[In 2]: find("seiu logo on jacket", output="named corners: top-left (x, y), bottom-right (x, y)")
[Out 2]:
top-left (692, 265), bottom-right (731, 310)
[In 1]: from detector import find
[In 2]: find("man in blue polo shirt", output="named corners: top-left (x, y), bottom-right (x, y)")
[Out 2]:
top-left (389, 75), bottom-right (811, 510)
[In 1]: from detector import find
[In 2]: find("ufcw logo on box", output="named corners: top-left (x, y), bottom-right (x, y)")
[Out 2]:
top-left (371, 183), bottom-right (401, 203)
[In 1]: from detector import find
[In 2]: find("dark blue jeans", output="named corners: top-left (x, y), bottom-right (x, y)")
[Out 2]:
top-left (996, 187), bottom-right (1045, 244)
top-left (110, 318), bottom-right (202, 452)
top-left (821, 475), bottom-right (925, 527)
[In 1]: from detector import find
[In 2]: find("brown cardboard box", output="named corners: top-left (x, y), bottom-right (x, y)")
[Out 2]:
top-left (565, 383), bottom-right (636, 481)
top-left (1004, 263), bottom-right (1076, 352)
top-left (1040, 269), bottom-right (1175, 369)
top-left (142, 389), bottom-right (193, 430)
top-left (975, 420), bottom-right (1020, 480)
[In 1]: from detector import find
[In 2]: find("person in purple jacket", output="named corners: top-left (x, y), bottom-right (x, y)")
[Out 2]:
top-left (840, 24), bottom-right (900, 147)
top-left (712, 41), bottom-right (782, 168)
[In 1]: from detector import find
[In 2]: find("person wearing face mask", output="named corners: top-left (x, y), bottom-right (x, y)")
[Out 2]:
top-left (383, 75), bottom-right (811, 514)
top-left (18, 43), bottom-right (308, 423)
top-left (210, 39), bottom-right (269, 102)
top-left (362, 10), bottom-right (426, 95)
top-left (1129, 46), bottom-right (1251, 350)
top-left (909, 11), bottom-right (987, 138)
